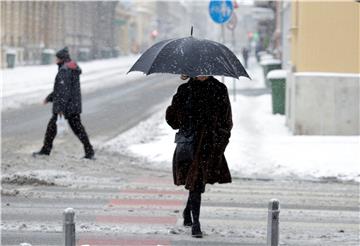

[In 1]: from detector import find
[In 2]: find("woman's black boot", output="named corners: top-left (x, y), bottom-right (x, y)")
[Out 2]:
top-left (191, 222), bottom-right (203, 238)
top-left (190, 191), bottom-right (203, 238)
top-left (183, 195), bottom-right (192, 226)
top-left (183, 209), bottom-right (192, 227)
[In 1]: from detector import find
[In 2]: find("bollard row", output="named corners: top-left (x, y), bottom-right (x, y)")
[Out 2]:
top-left (24, 202), bottom-right (278, 246)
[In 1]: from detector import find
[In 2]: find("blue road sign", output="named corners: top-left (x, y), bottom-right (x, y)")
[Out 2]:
top-left (209, 0), bottom-right (234, 24)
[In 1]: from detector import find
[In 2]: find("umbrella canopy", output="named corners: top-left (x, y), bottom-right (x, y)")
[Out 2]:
top-left (128, 37), bottom-right (250, 79)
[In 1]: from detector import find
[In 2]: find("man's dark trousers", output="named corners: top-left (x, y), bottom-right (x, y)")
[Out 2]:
top-left (41, 114), bottom-right (93, 155)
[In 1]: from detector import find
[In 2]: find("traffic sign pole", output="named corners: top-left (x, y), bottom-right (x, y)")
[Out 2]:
top-left (221, 24), bottom-right (225, 83)
top-left (209, 0), bottom-right (233, 84)
top-left (232, 28), bottom-right (236, 101)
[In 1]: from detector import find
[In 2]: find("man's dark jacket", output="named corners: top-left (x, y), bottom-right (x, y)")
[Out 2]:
top-left (46, 61), bottom-right (82, 117)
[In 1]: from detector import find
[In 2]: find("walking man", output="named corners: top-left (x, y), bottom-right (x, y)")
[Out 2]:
top-left (33, 47), bottom-right (95, 159)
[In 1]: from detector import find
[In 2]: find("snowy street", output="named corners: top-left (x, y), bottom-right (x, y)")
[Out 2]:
top-left (2, 1), bottom-right (359, 245)
top-left (1, 57), bottom-right (359, 245)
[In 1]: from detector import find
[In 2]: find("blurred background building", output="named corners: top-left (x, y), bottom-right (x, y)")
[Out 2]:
top-left (0, 1), bottom-right (119, 66)
top-left (1, 0), bottom-right (256, 68)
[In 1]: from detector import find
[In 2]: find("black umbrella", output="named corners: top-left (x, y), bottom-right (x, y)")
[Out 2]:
top-left (128, 34), bottom-right (250, 79)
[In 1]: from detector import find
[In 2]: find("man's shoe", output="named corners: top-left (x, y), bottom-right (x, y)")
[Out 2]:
top-left (191, 223), bottom-right (203, 238)
top-left (183, 210), bottom-right (192, 227)
top-left (83, 146), bottom-right (95, 160)
top-left (83, 152), bottom-right (95, 160)
top-left (32, 151), bottom-right (50, 157)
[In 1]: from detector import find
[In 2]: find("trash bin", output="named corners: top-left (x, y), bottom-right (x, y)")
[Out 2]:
top-left (6, 49), bottom-right (16, 68)
top-left (112, 48), bottom-right (120, 58)
top-left (101, 48), bottom-right (112, 59)
top-left (267, 69), bottom-right (287, 115)
top-left (41, 49), bottom-right (55, 65)
top-left (78, 48), bottom-right (90, 61)
top-left (260, 59), bottom-right (282, 88)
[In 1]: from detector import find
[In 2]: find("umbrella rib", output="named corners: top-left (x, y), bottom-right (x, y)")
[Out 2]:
top-left (214, 42), bottom-right (238, 78)
top-left (215, 41), bottom-right (250, 79)
top-left (147, 39), bottom-right (177, 75)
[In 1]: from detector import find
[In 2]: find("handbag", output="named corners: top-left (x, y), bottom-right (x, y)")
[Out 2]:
top-left (174, 84), bottom-right (195, 163)
top-left (175, 129), bottom-right (195, 163)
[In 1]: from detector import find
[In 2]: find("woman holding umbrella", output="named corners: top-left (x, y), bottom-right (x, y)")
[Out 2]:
top-left (165, 74), bottom-right (233, 238)
top-left (128, 29), bottom-right (249, 238)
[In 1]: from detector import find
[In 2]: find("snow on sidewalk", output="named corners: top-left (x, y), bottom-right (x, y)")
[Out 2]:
top-left (1, 56), bottom-right (141, 110)
top-left (227, 94), bottom-right (359, 181)
top-left (106, 57), bottom-right (360, 182)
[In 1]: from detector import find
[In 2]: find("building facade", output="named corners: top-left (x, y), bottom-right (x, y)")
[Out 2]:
top-left (284, 1), bottom-right (359, 135)
top-left (1, 1), bottom-right (120, 68)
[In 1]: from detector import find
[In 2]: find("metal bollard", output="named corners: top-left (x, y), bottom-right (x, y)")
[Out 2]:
top-left (267, 199), bottom-right (280, 246)
top-left (63, 208), bottom-right (76, 246)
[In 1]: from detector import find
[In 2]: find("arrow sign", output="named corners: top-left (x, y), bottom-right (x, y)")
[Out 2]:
top-left (209, 0), bottom-right (234, 24)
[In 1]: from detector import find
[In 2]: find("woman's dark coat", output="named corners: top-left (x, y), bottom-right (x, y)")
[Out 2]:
top-left (46, 61), bottom-right (82, 117)
top-left (166, 77), bottom-right (232, 191)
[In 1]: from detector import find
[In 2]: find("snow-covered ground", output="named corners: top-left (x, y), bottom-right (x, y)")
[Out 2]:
top-left (2, 56), bottom-right (359, 182)
top-left (1, 56), bottom-right (358, 245)
top-left (1, 56), bottom-right (142, 110)
top-left (106, 58), bottom-right (360, 182)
